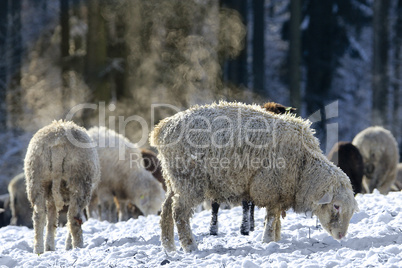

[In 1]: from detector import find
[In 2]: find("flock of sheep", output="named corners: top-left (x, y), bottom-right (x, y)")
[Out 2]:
top-left (0, 101), bottom-right (400, 254)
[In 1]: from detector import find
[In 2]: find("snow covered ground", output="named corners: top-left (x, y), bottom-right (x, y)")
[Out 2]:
top-left (0, 190), bottom-right (401, 267)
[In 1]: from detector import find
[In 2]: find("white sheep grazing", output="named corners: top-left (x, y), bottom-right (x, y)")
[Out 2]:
top-left (87, 127), bottom-right (165, 222)
top-left (8, 173), bottom-right (33, 228)
top-left (150, 101), bottom-right (359, 252)
top-left (352, 126), bottom-right (399, 194)
top-left (24, 120), bottom-right (100, 254)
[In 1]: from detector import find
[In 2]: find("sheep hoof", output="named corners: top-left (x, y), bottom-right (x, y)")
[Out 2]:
top-left (183, 243), bottom-right (198, 253)
top-left (209, 224), bottom-right (218, 235)
top-left (34, 247), bottom-right (44, 255)
top-left (162, 243), bottom-right (176, 252)
top-left (262, 234), bottom-right (274, 243)
top-left (240, 230), bottom-right (249, 236)
top-left (45, 245), bottom-right (55, 252)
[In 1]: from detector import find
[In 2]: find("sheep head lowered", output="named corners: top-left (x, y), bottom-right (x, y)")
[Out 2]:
top-left (152, 101), bottom-right (359, 252)
top-left (133, 170), bottom-right (166, 216)
top-left (314, 184), bottom-right (358, 240)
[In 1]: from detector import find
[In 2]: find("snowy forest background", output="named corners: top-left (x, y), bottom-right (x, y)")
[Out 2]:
top-left (0, 0), bottom-right (401, 194)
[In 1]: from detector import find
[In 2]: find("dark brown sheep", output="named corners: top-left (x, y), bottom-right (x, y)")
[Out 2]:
top-left (262, 102), bottom-right (296, 115)
top-left (141, 148), bottom-right (166, 191)
top-left (327, 141), bottom-right (364, 195)
top-left (0, 193), bottom-right (11, 228)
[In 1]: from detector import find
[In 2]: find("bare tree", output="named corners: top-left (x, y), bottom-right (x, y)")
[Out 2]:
top-left (85, 0), bottom-right (109, 102)
top-left (392, 0), bottom-right (402, 137)
top-left (220, 0), bottom-right (248, 89)
top-left (372, 0), bottom-right (390, 127)
top-left (60, 0), bottom-right (70, 111)
top-left (7, 0), bottom-right (23, 129)
top-left (289, 0), bottom-right (301, 111)
top-left (252, 0), bottom-right (265, 97)
top-left (0, 0), bottom-right (8, 131)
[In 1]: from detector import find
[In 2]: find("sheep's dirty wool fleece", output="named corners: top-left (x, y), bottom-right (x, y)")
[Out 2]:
top-left (87, 126), bottom-right (165, 220)
top-left (24, 120), bottom-right (100, 254)
top-left (151, 101), bottom-right (352, 209)
top-left (151, 101), bottom-right (358, 252)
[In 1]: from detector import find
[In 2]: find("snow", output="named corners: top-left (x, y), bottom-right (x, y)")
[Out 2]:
top-left (1, 190), bottom-right (401, 267)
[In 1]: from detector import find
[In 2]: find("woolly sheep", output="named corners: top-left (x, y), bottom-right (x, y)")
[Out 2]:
top-left (8, 173), bottom-right (33, 228)
top-left (210, 101), bottom-right (295, 236)
top-left (124, 149), bottom-right (167, 219)
top-left (352, 126), bottom-right (399, 194)
top-left (7, 173), bottom-right (68, 228)
top-left (87, 127), bottom-right (165, 222)
top-left (327, 142), bottom-right (364, 195)
top-left (24, 120), bottom-right (100, 254)
top-left (150, 101), bottom-right (359, 252)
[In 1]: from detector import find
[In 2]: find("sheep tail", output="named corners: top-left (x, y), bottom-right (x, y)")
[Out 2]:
top-left (149, 117), bottom-right (171, 147)
top-left (50, 145), bottom-right (67, 211)
top-left (149, 127), bottom-right (161, 147)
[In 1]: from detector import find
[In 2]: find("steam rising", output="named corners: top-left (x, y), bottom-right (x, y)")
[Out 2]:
top-left (18, 0), bottom-right (249, 143)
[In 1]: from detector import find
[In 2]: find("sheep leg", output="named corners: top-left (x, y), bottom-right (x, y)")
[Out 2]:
top-left (32, 200), bottom-right (46, 254)
top-left (378, 169), bottom-right (398, 194)
top-left (102, 201), bottom-right (110, 222)
top-left (110, 200), bottom-right (118, 222)
top-left (66, 233), bottom-right (72, 250)
top-left (262, 208), bottom-right (281, 243)
top-left (249, 202), bottom-right (255, 232)
top-left (240, 200), bottom-right (250, 235)
top-left (160, 190), bottom-right (175, 252)
top-left (273, 212), bottom-right (281, 241)
top-left (66, 200), bottom-right (84, 250)
top-left (172, 194), bottom-right (198, 252)
top-left (45, 199), bottom-right (58, 251)
top-left (209, 201), bottom-right (220, 235)
top-left (117, 199), bottom-right (129, 222)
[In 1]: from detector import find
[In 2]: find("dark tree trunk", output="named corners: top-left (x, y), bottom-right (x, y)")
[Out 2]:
top-left (252, 0), bottom-right (265, 97)
top-left (71, 0), bottom-right (81, 16)
top-left (40, 0), bottom-right (48, 26)
top-left (0, 0), bottom-right (8, 131)
top-left (372, 0), bottom-right (390, 127)
top-left (289, 0), bottom-right (301, 112)
top-left (84, 0), bottom-right (109, 126)
top-left (85, 0), bottom-right (109, 102)
top-left (107, 4), bottom-right (130, 101)
top-left (60, 0), bottom-right (70, 111)
top-left (392, 0), bottom-right (401, 136)
top-left (61, 0), bottom-right (70, 62)
top-left (304, 0), bottom-right (335, 149)
top-left (7, 0), bottom-right (23, 129)
top-left (220, 0), bottom-right (248, 89)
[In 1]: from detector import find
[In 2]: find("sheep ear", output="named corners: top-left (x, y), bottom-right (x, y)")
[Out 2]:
top-left (317, 192), bottom-right (333, 204)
